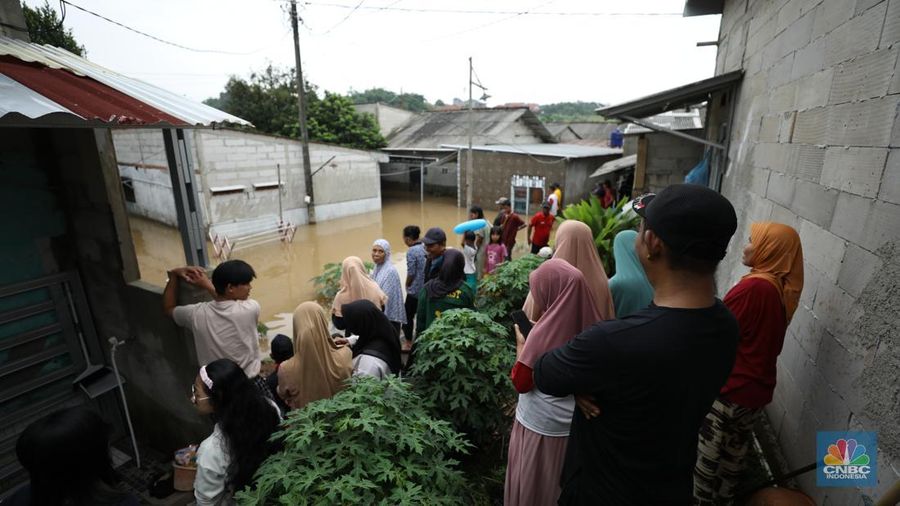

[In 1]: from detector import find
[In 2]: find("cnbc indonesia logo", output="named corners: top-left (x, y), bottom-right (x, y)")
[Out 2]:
top-left (817, 432), bottom-right (877, 487)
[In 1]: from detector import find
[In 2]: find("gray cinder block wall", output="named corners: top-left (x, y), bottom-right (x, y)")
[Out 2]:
top-left (112, 129), bottom-right (386, 236)
top-left (713, 0), bottom-right (900, 502)
top-left (623, 129), bottom-right (706, 192)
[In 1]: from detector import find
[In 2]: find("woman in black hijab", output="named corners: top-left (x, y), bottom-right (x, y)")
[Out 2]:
top-left (341, 299), bottom-right (402, 378)
top-left (415, 249), bottom-right (475, 337)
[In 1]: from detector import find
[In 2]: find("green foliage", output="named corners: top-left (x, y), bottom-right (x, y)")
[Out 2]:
top-left (23, 1), bottom-right (85, 55)
top-left (538, 101), bottom-right (612, 122)
top-left (476, 254), bottom-right (546, 324)
top-left (349, 87), bottom-right (431, 112)
top-left (310, 261), bottom-right (374, 305)
top-left (408, 309), bottom-right (515, 444)
top-left (204, 66), bottom-right (385, 149)
top-left (308, 92), bottom-right (387, 149)
top-left (559, 197), bottom-right (640, 275)
top-left (236, 376), bottom-right (470, 505)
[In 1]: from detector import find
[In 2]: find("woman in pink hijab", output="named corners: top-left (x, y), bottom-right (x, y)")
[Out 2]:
top-left (505, 259), bottom-right (606, 505)
top-left (523, 220), bottom-right (615, 321)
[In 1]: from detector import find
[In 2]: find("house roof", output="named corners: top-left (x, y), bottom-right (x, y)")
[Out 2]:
top-left (385, 108), bottom-right (555, 149)
top-left (596, 70), bottom-right (743, 120)
top-left (441, 143), bottom-right (622, 159)
top-left (590, 154), bottom-right (637, 178)
top-left (683, 0), bottom-right (724, 16)
top-left (622, 110), bottom-right (704, 134)
top-left (0, 36), bottom-right (250, 128)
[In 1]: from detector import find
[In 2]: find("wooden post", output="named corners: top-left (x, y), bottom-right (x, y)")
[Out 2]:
top-left (634, 135), bottom-right (649, 193)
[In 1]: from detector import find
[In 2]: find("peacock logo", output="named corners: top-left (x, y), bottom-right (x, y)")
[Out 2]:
top-left (818, 432), bottom-right (876, 487)
top-left (823, 439), bottom-right (870, 466)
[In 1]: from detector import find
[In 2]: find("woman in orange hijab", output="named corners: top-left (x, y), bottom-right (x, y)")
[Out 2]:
top-left (694, 222), bottom-right (803, 504)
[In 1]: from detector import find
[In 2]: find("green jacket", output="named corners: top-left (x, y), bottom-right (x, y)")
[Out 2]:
top-left (415, 283), bottom-right (476, 338)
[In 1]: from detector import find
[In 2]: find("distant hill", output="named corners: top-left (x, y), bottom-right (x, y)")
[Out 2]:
top-left (538, 101), bottom-right (612, 122)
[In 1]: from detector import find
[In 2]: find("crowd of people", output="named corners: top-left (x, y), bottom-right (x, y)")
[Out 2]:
top-left (8, 183), bottom-right (806, 506)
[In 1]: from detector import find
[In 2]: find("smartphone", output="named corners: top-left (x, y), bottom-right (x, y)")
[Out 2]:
top-left (510, 310), bottom-right (533, 339)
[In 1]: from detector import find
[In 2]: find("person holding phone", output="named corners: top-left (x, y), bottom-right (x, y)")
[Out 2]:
top-left (505, 259), bottom-right (605, 506)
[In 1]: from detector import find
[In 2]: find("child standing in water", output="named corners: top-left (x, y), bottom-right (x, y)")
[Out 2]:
top-left (462, 231), bottom-right (478, 292)
top-left (484, 226), bottom-right (508, 274)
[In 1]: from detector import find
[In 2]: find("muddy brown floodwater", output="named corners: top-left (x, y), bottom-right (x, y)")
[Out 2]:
top-left (129, 195), bottom-right (481, 332)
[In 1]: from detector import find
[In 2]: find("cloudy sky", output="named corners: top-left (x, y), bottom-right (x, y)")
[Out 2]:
top-left (24, 0), bottom-right (722, 106)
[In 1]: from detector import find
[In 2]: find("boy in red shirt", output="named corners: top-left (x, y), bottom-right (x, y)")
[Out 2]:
top-left (527, 201), bottom-right (555, 255)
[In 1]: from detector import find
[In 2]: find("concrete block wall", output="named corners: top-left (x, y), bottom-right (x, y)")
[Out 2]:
top-left (623, 130), bottom-right (706, 193)
top-left (460, 150), bottom-right (567, 212)
top-left (715, 0), bottom-right (900, 502)
top-left (113, 129), bottom-right (386, 236)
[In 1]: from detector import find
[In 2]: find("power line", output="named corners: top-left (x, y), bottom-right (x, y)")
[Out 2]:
top-left (320, 0), bottom-right (366, 34)
top-left (303, 2), bottom-right (682, 16)
top-left (60, 0), bottom-right (285, 55)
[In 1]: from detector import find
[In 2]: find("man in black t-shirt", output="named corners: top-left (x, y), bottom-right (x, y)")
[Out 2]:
top-left (534, 184), bottom-right (740, 505)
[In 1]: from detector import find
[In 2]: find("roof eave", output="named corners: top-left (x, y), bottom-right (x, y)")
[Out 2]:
top-left (596, 70), bottom-right (743, 119)
top-left (683, 0), bottom-right (725, 16)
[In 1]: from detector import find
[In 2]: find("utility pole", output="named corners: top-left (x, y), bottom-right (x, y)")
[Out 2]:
top-left (290, 0), bottom-right (315, 223)
top-left (466, 57), bottom-right (474, 211)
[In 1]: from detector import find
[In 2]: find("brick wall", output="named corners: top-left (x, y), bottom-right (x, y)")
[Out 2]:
top-left (715, 0), bottom-right (900, 502)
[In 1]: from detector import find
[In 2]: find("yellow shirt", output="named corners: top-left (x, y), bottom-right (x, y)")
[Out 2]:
top-left (554, 188), bottom-right (563, 207)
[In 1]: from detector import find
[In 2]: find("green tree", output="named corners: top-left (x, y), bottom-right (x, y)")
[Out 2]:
top-left (538, 101), bottom-right (612, 122)
top-left (308, 92), bottom-right (385, 150)
top-left (204, 66), bottom-right (385, 150)
top-left (22, 1), bottom-right (85, 55)
top-left (348, 87), bottom-right (431, 112)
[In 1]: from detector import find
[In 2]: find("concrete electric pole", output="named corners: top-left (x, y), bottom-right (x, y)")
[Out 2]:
top-left (290, 0), bottom-right (315, 223)
top-left (466, 57), bottom-right (474, 211)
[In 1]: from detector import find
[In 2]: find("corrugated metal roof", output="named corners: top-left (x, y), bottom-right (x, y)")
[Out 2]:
top-left (442, 143), bottom-right (622, 159)
top-left (623, 110), bottom-right (703, 134)
top-left (386, 108), bottom-right (555, 149)
top-left (597, 70), bottom-right (742, 119)
top-left (0, 36), bottom-right (251, 128)
top-left (590, 154), bottom-right (637, 178)
top-left (0, 72), bottom-right (73, 118)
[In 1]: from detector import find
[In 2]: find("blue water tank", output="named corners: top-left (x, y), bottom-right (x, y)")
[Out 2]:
top-left (610, 128), bottom-right (624, 148)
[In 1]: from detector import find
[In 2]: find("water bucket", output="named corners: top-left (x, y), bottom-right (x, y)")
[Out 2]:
top-left (172, 462), bottom-right (196, 492)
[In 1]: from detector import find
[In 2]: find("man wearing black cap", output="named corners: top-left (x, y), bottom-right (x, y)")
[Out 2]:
top-left (533, 184), bottom-right (740, 505)
top-left (421, 227), bottom-right (447, 284)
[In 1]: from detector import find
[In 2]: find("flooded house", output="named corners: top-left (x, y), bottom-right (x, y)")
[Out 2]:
top-left (379, 107), bottom-right (557, 201)
top-left (112, 128), bottom-right (388, 243)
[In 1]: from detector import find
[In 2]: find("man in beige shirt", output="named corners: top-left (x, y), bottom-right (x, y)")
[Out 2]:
top-left (163, 260), bottom-right (270, 398)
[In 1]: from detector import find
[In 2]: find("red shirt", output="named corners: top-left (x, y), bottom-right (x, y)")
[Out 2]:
top-left (720, 277), bottom-right (788, 408)
top-left (529, 212), bottom-right (554, 247)
top-left (501, 212), bottom-right (524, 251)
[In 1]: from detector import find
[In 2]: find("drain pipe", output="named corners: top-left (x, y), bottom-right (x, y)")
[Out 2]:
top-left (109, 337), bottom-right (141, 469)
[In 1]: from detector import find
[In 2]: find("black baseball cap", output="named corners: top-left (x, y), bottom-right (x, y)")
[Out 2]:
top-left (632, 184), bottom-right (737, 261)
top-left (422, 227), bottom-right (447, 245)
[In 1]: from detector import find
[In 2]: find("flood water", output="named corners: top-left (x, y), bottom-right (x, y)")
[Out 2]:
top-left (129, 194), bottom-right (472, 331)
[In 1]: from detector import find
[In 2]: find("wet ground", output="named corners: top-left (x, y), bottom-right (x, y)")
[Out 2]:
top-left (129, 193), bottom-right (478, 334)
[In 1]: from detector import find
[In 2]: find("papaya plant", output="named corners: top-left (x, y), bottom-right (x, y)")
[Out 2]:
top-left (407, 309), bottom-right (516, 445)
top-left (475, 254), bottom-right (545, 326)
top-left (310, 261), bottom-right (375, 305)
top-left (236, 376), bottom-right (471, 505)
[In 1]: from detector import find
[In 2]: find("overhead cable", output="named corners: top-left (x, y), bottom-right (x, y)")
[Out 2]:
top-left (303, 2), bottom-right (682, 16)
top-left (60, 0), bottom-right (285, 55)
